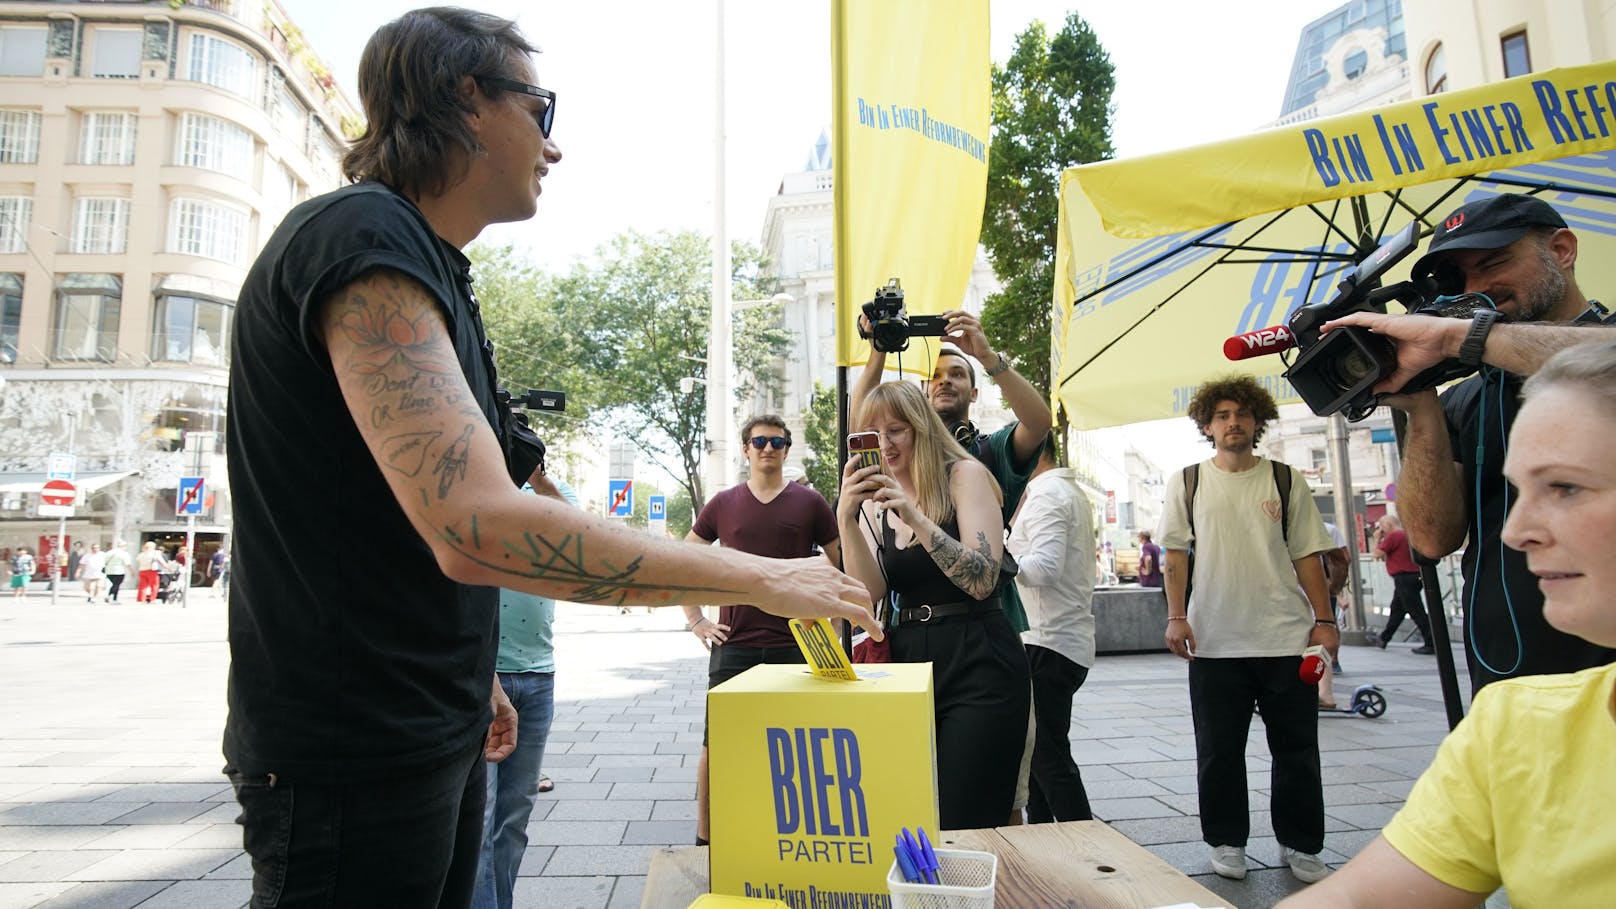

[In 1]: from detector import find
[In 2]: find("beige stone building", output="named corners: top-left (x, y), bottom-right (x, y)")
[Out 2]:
top-left (0, 0), bottom-right (356, 578)
top-left (1403, 0), bottom-right (1616, 95)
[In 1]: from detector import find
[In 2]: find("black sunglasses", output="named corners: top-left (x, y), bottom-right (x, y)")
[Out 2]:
top-left (748, 436), bottom-right (790, 450)
top-left (477, 76), bottom-right (556, 138)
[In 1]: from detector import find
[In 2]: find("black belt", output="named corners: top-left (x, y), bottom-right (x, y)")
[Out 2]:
top-left (895, 596), bottom-right (1001, 624)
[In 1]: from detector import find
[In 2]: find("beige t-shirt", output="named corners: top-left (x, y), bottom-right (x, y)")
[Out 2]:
top-left (1158, 458), bottom-right (1335, 658)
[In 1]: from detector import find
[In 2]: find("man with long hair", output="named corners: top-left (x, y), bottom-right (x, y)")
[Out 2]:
top-left (223, 9), bottom-right (876, 905)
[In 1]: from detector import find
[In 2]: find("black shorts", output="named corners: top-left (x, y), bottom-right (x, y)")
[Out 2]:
top-left (702, 644), bottom-right (805, 746)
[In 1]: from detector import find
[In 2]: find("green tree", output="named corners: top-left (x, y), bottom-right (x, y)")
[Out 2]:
top-left (980, 13), bottom-right (1116, 394)
top-left (549, 230), bottom-right (787, 512)
top-left (470, 243), bottom-right (597, 449)
top-left (802, 380), bottom-right (842, 503)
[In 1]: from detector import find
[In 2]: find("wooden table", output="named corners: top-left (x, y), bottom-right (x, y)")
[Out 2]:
top-left (641, 819), bottom-right (1235, 908)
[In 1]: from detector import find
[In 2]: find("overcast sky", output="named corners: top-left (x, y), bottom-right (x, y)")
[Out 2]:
top-left (275, 0), bottom-right (1347, 484)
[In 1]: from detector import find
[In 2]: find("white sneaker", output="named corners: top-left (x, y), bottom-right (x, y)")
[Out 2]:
top-left (1282, 847), bottom-right (1330, 883)
top-left (1209, 844), bottom-right (1247, 880)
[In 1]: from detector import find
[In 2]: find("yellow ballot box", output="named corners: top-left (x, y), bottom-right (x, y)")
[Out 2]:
top-left (708, 661), bottom-right (938, 905)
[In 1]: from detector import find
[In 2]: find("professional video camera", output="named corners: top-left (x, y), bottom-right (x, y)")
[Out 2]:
top-left (1275, 222), bottom-right (1493, 422)
top-left (498, 386), bottom-right (566, 485)
top-left (857, 278), bottom-right (949, 353)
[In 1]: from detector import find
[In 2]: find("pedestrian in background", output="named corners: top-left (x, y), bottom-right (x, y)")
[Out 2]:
top-left (9, 547), bottom-right (34, 600)
top-left (102, 540), bottom-right (131, 603)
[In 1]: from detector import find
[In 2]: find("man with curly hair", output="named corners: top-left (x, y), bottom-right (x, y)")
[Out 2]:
top-left (1157, 375), bottom-right (1340, 885)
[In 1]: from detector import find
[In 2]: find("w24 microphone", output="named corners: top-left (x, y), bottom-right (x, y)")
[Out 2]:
top-left (1299, 644), bottom-right (1330, 684)
top-left (1223, 325), bottom-right (1296, 361)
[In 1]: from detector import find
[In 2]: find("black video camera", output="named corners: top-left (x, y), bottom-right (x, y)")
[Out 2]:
top-left (498, 387), bottom-right (567, 485)
top-left (858, 278), bottom-right (948, 353)
top-left (1283, 222), bottom-right (1490, 422)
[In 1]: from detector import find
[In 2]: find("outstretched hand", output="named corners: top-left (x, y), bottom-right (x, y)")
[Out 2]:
top-left (1321, 312), bottom-right (1466, 394)
top-left (754, 556), bottom-right (882, 642)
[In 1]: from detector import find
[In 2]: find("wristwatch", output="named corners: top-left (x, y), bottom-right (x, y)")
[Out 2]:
top-left (984, 351), bottom-right (1011, 378)
top-left (1457, 309), bottom-right (1501, 368)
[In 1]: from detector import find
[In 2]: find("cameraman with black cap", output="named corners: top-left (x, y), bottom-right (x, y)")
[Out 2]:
top-left (1324, 193), bottom-right (1616, 692)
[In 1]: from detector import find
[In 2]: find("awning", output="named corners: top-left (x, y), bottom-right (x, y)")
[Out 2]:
top-left (0, 471), bottom-right (137, 495)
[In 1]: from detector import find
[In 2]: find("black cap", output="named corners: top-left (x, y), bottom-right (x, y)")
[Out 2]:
top-left (1412, 194), bottom-right (1568, 281)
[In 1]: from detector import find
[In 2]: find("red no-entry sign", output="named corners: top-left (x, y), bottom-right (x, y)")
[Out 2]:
top-left (40, 479), bottom-right (77, 506)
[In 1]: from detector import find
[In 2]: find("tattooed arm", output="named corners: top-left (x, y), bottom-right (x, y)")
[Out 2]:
top-left (873, 458), bottom-right (1004, 601)
top-left (319, 269), bottom-right (881, 636)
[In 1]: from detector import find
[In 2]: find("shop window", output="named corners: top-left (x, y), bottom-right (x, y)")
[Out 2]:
top-left (0, 273), bottom-right (20, 364)
top-left (151, 294), bottom-right (232, 366)
top-left (52, 273), bottom-right (121, 362)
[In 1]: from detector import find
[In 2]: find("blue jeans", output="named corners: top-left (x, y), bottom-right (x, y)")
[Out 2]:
top-left (472, 671), bottom-right (555, 909)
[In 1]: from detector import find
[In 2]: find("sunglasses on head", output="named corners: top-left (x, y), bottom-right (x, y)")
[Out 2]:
top-left (748, 436), bottom-right (790, 450)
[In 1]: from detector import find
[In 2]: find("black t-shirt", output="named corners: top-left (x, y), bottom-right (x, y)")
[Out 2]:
top-left (1443, 369), bottom-right (1616, 692)
top-left (691, 482), bottom-right (837, 648)
top-left (224, 183), bottom-right (505, 783)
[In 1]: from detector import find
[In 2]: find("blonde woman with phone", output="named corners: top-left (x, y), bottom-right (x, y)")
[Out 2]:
top-left (838, 380), bottom-right (1030, 830)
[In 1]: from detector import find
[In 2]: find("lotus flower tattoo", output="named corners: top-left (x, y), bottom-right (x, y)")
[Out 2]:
top-left (340, 302), bottom-right (457, 375)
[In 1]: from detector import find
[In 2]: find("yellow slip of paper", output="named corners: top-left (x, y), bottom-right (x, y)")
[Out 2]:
top-left (708, 634), bottom-right (938, 906)
top-left (789, 618), bottom-right (859, 681)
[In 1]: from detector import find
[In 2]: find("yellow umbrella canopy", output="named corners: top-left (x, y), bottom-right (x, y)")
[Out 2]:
top-left (1053, 61), bottom-right (1616, 429)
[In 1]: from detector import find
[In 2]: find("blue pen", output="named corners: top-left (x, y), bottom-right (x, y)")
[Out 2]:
top-left (893, 837), bottom-right (921, 883)
top-left (917, 827), bottom-right (940, 883)
top-left (901, 828), bottom-right (934, 885)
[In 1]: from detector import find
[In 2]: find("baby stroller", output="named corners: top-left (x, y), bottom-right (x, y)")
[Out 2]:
top-left (156, 565), bottom-right (185, 604)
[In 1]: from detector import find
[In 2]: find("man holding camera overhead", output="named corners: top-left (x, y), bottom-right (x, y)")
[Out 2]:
top-left (1323, 193), bottom-right (1616, 692)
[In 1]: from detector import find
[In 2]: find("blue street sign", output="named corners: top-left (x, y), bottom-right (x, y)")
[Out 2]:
top-left (608, 479), bottom-right (633, 518)
top-left (176, 477), bottom-right (205, 516)
top-left (1371, 428), bottom-right (1396, 444)
top-left (649, 496), bottom-right (666, 520)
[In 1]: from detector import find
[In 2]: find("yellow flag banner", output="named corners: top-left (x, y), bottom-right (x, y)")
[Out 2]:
top-left (832, 0), bottom-right (990, 373)
top-left (1051, 63), bottom-right (1616, 430)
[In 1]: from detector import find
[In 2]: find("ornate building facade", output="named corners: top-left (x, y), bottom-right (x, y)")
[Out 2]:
top-left (0, 0), bottom-right (356, 574)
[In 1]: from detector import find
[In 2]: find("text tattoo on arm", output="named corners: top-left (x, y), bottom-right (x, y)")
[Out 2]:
top-left (927, 530), bottom-right (1000, 600)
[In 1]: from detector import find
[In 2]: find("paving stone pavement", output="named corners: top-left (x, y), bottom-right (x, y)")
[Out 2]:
top-left (1, 591), bottom-right (1500, 908)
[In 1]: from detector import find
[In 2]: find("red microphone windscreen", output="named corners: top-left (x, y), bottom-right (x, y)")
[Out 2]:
top-left (1299, 645), bottom-right (1328, 685)
top-left (1223, 326), bottom-right (1295, 361)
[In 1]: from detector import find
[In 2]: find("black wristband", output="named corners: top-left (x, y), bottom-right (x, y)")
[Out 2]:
top-left (1458, 308), bottom-right (1500, 368)
top-left (1314, 619), bottom-right (1337, 626)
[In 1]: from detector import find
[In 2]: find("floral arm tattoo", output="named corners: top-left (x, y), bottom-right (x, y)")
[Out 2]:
top-left (926, 530), bottom-right (1000, 600)
top-left (326, 271), bottom-right (741, 606)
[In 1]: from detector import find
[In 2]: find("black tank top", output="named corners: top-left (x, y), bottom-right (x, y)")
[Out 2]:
top-left (880, 512), bottom-right (978, 606)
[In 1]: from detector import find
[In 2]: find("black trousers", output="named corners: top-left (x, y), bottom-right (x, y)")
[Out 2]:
top-left (1188, 656), bottom-right (1323, 854)
top-left (228, 740), bottom-right (486, 908)
top-left (892, 609), bottom-right (1030, 830)
top-left (1025, 644), bottom-right (1093, 822)
top-left (1379, 572), bottom-right (1432, 645)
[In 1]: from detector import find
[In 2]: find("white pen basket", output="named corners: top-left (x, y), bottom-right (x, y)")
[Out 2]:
top-left (886, 848), bottom-right (997, 909)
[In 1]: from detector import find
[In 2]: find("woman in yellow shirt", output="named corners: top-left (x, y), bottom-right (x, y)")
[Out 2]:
top-left (1279, 335), bottom-right (1616, 909)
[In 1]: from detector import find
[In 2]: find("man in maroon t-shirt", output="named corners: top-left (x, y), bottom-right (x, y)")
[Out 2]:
top-left (682, 415), bottom-right (840, 844)
top-left (1372, 514), bottom-right (1434, 653)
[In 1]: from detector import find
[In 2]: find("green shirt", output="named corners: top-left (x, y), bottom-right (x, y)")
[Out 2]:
top-left (983, 423), bottom-right (1039, 634)
top-left (495, 479), bottom-right (579, 674)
